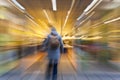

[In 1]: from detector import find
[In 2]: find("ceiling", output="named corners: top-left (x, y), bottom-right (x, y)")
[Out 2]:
top-left (0, 0), bottom-right (120, 41)
top-left (16, 0), bottom-right (93, 36)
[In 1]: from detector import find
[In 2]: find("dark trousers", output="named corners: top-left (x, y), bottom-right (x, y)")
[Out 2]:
top-left (45, 59), bottom-right (58, 80)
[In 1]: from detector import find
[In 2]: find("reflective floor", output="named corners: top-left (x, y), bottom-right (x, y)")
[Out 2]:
top-left (0, 49), bottom-right (120, 80)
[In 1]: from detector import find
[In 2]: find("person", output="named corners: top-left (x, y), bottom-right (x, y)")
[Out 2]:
top-left (43, 26), bottom-right (64, 80)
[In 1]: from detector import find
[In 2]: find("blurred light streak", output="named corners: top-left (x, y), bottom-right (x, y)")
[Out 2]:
top-left (10, 25), bottom-right (26, 32)
top-left (89, 15), bottom-right (115, 29)
top-left (82, 36), bottom-right (102, 40)
top-left (26, 26), bottom-right (47, 37)
top-left (77, 11), bottom-right (95, 27)
top-left (62, 0), bottom-right (75, 29)
top-left (84, 0), bottom-right (98, 12)
top-left (104, 17), bottom-right (120, 24)
top-left (87, 16), bottom-right (120, 29)
top-left (101, 0), bottom-right (120, 10)
top-left (108, 30), bottom-right (120, 33)
top-left (0, 0), bottom-right (10, 7)
top-left (24, 15), bottom-right (47, 36)
top-left (8, 0), bottom-right (25, 13)
top-left (108, 35), bottom-right (120, 38)
top-left (0, 14), bottom-right (5, 19)
top-left (25, 15), bottom-right (39, 27)
top-left (67, 49), bottom-right (77, 71)
top-left (38, 19), bottom-right (48, 28)
top-left (85, 0), bottom-right (102, 15)
top-left (43, 10), bottom-right (51, 23)
top-left (77, 13), bottom-right (85, 21)
top-left (62, 11), bottom-right (70, 29)
top-left (25, 12), bottom-right (34, 19)
top-left (72, 12), bottom-right (95, 36)
top-left (11, 0), bottom-right (25, 10)
top-left (62, 36), bottom-right (84, 40)
top-left (77, 0), bottom-right (102, 20)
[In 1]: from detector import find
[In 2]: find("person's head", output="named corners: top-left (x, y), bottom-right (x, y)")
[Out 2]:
top-left (51, 26), bottom-right (56, 31)
top-left (49, 26), bottom-right (58, 35)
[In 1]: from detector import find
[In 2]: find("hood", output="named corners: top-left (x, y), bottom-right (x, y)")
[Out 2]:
top-left (51, 30), bottom-right (58, 36)
top-left (50, 27), bottom-right (58, 36)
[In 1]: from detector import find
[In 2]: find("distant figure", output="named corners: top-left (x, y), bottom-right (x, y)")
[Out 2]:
top-left (43, 26), bottom-right (64, 80)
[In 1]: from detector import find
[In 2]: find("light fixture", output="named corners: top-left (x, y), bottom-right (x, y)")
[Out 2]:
top-left (77, 0), bottom-right (102, 20)
top-left (104, 17), bottom-right (120, 24)
top-left (8, 0), bottom-right (25, 12)
top-left (51, 0), bottom-right (57, 11)
top-left (77, 13), bottom-right (85, 21)
top-left (11, 0), bottom-right (25, 10)
top-left (85, 0), bottom-right (102, 15)
top-left (84, 0), bottom-right (98, 12)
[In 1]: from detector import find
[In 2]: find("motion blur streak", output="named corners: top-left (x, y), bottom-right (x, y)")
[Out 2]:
top-left (0, 0), bottom-right (120, 80)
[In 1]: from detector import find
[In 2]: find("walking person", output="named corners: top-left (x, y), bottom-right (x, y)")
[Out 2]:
top-left (43, 26), bottom-right (64, 80)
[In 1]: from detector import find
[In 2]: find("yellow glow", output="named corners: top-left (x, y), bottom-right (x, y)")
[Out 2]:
top-left (109, 30), bottom-right (120, 33)
top-left (81, 36), bottom-right (102, 40)
top-left (0, 14), bottom-right (5, 19)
